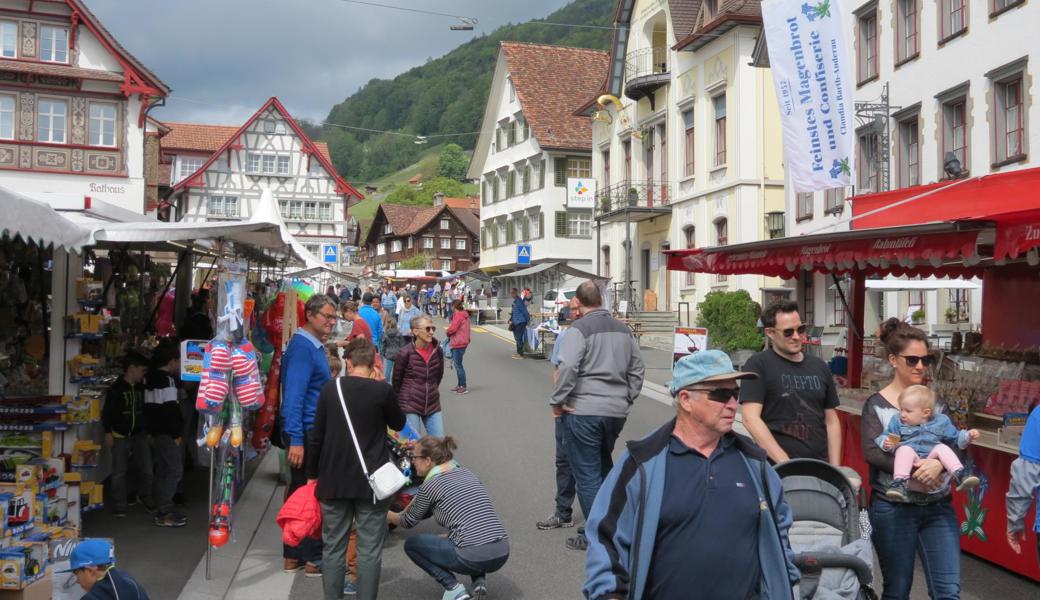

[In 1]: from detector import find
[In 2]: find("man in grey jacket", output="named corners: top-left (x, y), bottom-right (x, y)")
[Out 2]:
top-left (551, 280), bottom-right (645, 551)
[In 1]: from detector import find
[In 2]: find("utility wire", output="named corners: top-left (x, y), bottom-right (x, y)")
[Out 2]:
top-left (338, 0), bottom-right (477, 23)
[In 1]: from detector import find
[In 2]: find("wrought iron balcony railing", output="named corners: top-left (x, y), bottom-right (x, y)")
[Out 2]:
top-left (625, 46), bottom-right (669, 82)
top-left (595, 180), bottom-right (672, 218)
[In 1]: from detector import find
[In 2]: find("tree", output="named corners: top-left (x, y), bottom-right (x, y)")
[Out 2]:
top-left (695, 290), bottom-right (763, 353)
top-left (400, 254), bottom-right (431, 269)
top-left (383, 176), bottom-right (468, 206)
top-left (436, 143), bottom-right (469, 181)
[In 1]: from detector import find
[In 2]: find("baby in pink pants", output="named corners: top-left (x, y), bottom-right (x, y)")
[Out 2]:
top-left (875, 385), bottom-right (981, 501)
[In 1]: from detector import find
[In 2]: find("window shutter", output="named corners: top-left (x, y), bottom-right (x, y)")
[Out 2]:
top-left (539, 159), bottom-right (546, 189)
top-left (521, 217), bottom-right (530, 241)
top-left (555, 211), bottom-right (568, 237)
top-left (507, 171), bottom-right (515, 198)
top-left (538, 212), bottom-right (545, 239)
top-left (481, 229), bottom-right (487, 250)
top-left (554, 158), bottom-right (567, 186)
top-left (506, 219), bottom-right (515, 244)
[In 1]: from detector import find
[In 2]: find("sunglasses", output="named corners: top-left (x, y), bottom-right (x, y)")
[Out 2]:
top-left (409, 454), bottom-right (427, 460)
top-left (772, 324), bottom-right (807, 338)
top-left (687, 387), bottom-right (740, 403)
top-left (900, 354), bottom-right (935, 368)
top-left (415, 326), bottom-right (436, 333)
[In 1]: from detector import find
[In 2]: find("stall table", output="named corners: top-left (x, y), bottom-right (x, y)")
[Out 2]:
top-left (837, 389), bottom-right (1039, 582)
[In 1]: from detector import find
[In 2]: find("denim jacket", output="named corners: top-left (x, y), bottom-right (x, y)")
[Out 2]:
top-left (875, 413), bottom-right (969, 458)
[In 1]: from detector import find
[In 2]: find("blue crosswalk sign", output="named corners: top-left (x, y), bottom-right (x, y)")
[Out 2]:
top-left (322, 244), bottom-right (338, 263)
top-left (516, 243), bottom-right (532, 265)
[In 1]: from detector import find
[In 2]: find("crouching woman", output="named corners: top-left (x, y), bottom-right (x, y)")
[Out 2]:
top-left (388, 436), bottom-right (509, 600)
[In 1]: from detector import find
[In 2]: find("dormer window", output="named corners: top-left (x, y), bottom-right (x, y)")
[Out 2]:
top-left (40, 26), bottom-right (68, 63)
top-left (703, 0), bottom-right (718, 21)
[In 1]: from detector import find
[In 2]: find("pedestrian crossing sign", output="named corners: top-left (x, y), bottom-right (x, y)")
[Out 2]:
top-left (516, 243), bottom-right (532, 265)
top-left (322, 244), bottom-right (338, 263)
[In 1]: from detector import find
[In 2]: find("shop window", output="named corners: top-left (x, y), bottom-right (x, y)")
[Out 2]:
top-left (897, 116), bottom-right (920, 188)
top-left (37, 99), bottom-right (67, 144)
top-left (857, 8), bottom-right (878, 83)
top-left (896, 0), bottom-right (919, 64)
top-left (825, 188), bottom-right (846, 214)
top-left (993, 74), bottom-right (1025, 164)
top-left (40, 25), bottom-right (68, 63)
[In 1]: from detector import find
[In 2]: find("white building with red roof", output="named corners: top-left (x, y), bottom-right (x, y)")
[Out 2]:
top-left (161, 97), bottom-right (363, 269)
top-left (467, 42), bottom-right (609, 275)
top-left (0, 0), bottom-right (169, 214)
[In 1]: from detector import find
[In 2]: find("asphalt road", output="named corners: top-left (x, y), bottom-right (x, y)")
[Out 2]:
top-left (287, 321), bottom-right (1039, 600)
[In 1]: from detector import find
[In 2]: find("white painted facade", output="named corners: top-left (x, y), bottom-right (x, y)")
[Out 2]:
top-left (0, 0), bottom-right (167, 215)
top-left (171, 104), bottom-right (352, 269)
top-left (593, 0), bottom-right (786, 314)
top-left (785, 1), bottom-right (1038, 336)
top-left (468, 51), bottom-right (595, 273)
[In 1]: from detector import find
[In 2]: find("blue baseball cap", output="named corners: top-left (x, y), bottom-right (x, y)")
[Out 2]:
top-left (669, 350), bottom-right (757, 396)
top-left (57, 539), bottom-right (115, 572)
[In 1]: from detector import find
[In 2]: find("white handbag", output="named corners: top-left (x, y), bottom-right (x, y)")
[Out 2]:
top-left (335, 378), bottom-right (407, 501)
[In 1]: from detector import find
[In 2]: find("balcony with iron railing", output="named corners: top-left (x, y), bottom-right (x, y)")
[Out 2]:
top-left (594, 180), bottom-right (672, 223)
top-left (624, 46), bottom-right (669, 105)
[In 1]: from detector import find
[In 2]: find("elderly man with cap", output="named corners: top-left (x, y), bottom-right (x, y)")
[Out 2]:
top-left (58, 538), bottom-right (149, 599)
top-left (583, 350), bottom-right (800, 600)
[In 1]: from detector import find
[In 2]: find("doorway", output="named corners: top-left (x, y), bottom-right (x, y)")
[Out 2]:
top-left (641, 248), bottom-right (651, 303)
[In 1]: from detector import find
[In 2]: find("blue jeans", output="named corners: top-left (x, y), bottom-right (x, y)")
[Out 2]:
top-left (553, 416), bottom-right (576, 521)
top-left (561, 414), bottom-right (626, 520)
top-left (512, 323), bottom-right (526, 355)
top-left (384, 358), bottom-right (395, 381)
top-left (405, 412), bottom-right (444, 438)
top-left (869, 496), bottom-right (961, 600)
top-left (403, 534), bottom-right (508, 590)
top-left (452, 348), bottom-right (467, 388)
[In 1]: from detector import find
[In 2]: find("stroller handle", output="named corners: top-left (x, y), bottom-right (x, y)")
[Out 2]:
top-left (793, 552), bottom-right (873, 587)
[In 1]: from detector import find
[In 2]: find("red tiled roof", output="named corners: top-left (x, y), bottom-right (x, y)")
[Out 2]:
top-left (160, 122), bottom-right (333, 165)
top-left (501, 42), bottom-right (610, 151)
top-left (443, 196), bottom-right (479, 212)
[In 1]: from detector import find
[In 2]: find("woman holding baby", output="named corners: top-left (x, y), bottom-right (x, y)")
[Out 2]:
top-left (861, 318), bottom-right (977, 599)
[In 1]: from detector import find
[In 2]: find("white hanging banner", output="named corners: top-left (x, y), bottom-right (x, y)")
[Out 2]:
top-left (762, 0), bottom-right (855, 193)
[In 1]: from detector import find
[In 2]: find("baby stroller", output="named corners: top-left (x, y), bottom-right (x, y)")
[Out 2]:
top-left (775, 459), bottom-right (877, 600)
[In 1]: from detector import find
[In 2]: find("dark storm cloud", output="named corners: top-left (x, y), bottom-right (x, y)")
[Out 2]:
top-left (84, 0), bottom-right (574, 124)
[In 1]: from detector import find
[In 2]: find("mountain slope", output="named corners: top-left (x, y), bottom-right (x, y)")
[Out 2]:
top-left (320, 0), bottom-right (613, 183)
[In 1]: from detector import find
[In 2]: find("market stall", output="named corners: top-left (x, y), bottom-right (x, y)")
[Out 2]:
top-left (667, 188), bottom-right (1040, 581)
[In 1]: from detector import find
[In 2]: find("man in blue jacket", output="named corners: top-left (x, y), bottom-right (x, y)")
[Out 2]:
top-left (1006, 402), bottom-right (1040, 562)
top-left (359, 292), bottom-right (384, 348)
top-left (509, 288), bottom-right (530, 359)
top-left (280, 294), bottom-right (336, 574)
top-left (583, 350), bottom-right (800, 600)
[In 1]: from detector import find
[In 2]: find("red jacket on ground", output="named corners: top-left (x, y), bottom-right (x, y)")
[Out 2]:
top-left (392, 341), bottom-right (444, 416)
top-left (446, 310), bottom-right (471, 349)
top-left (276, 481), bottom-right (321, 546)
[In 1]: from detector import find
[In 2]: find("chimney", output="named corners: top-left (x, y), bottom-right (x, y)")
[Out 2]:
top-left (434, 191), bottom-right (445, 207)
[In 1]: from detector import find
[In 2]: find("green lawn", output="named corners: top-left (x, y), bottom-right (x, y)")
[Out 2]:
top-left (348, 144), bottom-right (476, 224)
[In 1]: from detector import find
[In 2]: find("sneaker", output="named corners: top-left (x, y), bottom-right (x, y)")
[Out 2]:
top-left (305, 562), bottom-right (322, 577)
top-left (449, 386), bottom-right (462, 392)
top-left (953, 469), bottom-right (980, 491)
top-left (342, 580), bottom-right (357, 596)
top-left (471, 577), bottom-right (487, 600)
top-left (511, 354), bottom-right (524, 360)
top-left (442, 583), bottom-right (471, 600)
top-left (154, 512), bottom-right (188, 528)
top-left (565, 534), bottom-right (589, 551)
top-left (283, 559), bottom-right (303, 573)
top-left (456, 387), bottom-right (470, 395)
top-left (885, 478), bottom-right (910, 502)
top-left (536, 514), bottom-right (575, 530)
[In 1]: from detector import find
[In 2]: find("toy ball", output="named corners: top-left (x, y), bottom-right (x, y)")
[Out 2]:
top-left (209, 527), bottom-right (229, 547)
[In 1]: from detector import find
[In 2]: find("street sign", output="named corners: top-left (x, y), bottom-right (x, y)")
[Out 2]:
top-left (516, 243), bottom-right (532, 265)
top-left (322, 244), bottom-right (338, 264)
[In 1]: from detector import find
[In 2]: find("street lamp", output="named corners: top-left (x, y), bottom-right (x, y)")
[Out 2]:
top-left (943, 151), bottom-right (963, 178)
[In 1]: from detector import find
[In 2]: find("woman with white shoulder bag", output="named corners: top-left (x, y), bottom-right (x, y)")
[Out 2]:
top-left (307, 337), bottom-right (406, 600)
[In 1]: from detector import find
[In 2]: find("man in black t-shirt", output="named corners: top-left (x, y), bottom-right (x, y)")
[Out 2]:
top-left (740, 300), bottom-right (842, 465)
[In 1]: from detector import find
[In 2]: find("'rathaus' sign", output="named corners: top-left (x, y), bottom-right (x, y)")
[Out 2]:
top-left (763, 0), bottom-right (855, 193)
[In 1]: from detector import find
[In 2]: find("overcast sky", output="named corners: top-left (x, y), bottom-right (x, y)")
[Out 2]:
top-left (85, 0), bottom-right (575, 126)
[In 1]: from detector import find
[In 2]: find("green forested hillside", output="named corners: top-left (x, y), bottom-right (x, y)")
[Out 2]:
top-left (319, 0), bottom-right (613, 183)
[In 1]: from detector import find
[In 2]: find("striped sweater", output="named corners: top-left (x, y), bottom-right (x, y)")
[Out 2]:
top-left (399, 467), bottom-right (507, 548)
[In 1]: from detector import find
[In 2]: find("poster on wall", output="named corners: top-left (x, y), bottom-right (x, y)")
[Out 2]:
top-left (567, 178), bottom-right (596, 209)
top-left (761, 0), bottom-right (855, 193)
top-left (673, 327), bottom-right (709, 364)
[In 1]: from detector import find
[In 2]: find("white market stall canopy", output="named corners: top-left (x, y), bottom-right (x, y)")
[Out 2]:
top-left (285, 265), bottom-right (360, 284)
top-left (0, 186), bottom-right (92, 252)
top-left (850, 278), bottom-right (982, 292)
top-left (495, 261), bottom-right (609, 281)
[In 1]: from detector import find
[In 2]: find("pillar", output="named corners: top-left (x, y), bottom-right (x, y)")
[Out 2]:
top-left (848, 270), bottom-right (867, 388)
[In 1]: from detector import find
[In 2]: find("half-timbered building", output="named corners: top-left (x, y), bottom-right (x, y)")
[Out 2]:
top-left (0, 0), bottom-right (169, 214)
top-left (163, 97), bottom-right (362, 270)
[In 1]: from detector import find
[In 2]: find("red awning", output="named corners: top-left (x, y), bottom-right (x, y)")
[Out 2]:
top-left (666, 222), bottom-right (985, 278)
top-left (991, 208), bottom-right (1040, 261)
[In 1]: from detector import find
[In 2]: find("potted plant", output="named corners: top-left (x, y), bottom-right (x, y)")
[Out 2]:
top-left (600, 196), bottom-right (611, 213)
top-left (944, 307), bottom-right (957, 324)
top-left (911, 309), bottom-right (926, 324)
top-left (627, 187), bottom-right (639, 206)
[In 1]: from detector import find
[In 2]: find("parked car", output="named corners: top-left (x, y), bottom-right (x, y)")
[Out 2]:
top-left (543, 288), bottom-right (577, 314)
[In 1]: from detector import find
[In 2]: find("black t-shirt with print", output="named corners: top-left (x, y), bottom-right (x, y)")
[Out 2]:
top-left (740, 349), bottom-right (840, 461)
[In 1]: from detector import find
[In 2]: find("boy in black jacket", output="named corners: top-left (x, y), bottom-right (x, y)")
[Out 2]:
top-left (102, 351), bottom-right (153, 518)
top-left (145, 343), bottom-right (186, 527)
